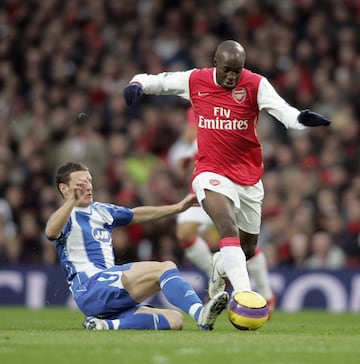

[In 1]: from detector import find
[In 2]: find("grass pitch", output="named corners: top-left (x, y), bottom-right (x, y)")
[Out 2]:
top-left (1, 307), bottom-right (359, 364)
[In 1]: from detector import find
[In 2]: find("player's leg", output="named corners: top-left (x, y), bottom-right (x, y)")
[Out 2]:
top-left (246, 246), bottom-right (273, 300)
top-left (123, 260), bottom-right (202, 321)
top-left (74, 262), bottom-right (183, 321)
top-left (84, 306), bottom-right (184, 330)
top-left (232, 182), bottom-right (276, 313)
top-left (176, 207), bottom-right (213, 277)
top-left (236, 181), bottom-right (274, 305)
top-left (208, 245), bottom-right (276, 316)
top-left (193, 173), bottom-right (251, 295)
top-left (122, 260), bottom-right (228, 330)
top-left (178, 221), bottom-right (213, 276)
top-left (246, 246), bottom-right (276, 315)
top-left (133, 306), bottom-right (184, 329)
top-left (83, 261), bottom-right (228, 330)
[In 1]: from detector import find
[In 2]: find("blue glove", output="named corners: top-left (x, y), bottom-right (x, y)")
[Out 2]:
top-left (123, 83), bottom-right (144, 106)
top-left (298, 109), bottom-right (331, 127)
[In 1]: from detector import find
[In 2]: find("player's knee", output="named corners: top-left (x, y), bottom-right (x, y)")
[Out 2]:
top-left (176, 228), bottom-right (191, 244)
top-left (161, 260), bottom-right (177, 272)
top-left (178, 235), bottom-right (197, 249)
top-left (176, 223), bottom-right (197, 244)
top-left (167, 310), bottom-right (184, 330)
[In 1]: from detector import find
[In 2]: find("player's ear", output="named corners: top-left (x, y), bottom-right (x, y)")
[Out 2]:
top-left (213, 58), bottom-right (217, 66)
top-left (59, 183), bottom-right (67, 196)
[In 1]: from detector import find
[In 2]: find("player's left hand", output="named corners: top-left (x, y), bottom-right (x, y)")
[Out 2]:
top-left (123, 83), bottom-right (144, 105)
top-left (298, 109), bottom-right (331, 127)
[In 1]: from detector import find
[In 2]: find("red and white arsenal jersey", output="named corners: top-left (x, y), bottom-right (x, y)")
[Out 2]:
top-left (131, 67), bottom-right (305, 185)
top-left (189, 68), bottom-right (263, 185)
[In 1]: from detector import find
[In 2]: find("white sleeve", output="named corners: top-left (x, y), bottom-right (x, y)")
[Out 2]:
top-left (130, 70), bottom-right (194, 100)
top-left (257, 77), bottom-right (306, 130)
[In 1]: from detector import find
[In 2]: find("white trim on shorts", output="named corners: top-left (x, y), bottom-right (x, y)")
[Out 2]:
top-left (192, 172), bottom-right (264, 234)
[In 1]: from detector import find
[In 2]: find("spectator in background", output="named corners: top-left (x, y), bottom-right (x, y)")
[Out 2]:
top-left (305, 230), bottom-right (346, 269)
top-left (287, 233), bottom-right (310, 268)
top-left (340, 181), bottom-right (360, 266)
top-left (0, 198), bottom-right (20, 264)
top-left (51, 113), bottom-right (108, 189)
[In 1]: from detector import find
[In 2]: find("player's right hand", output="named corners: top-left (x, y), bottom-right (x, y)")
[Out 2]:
top-left (123, 83), bottom-right (144, 105)
top-left (73, 177), bottom-right (88, 200)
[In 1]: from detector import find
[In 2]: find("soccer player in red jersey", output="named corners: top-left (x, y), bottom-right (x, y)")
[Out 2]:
top-left (124, 40), bottom-right (330, 302)
top-left (172, 107), bottom-right (276, 313)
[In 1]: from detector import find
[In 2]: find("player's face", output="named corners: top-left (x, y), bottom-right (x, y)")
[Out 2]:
top-left (215, 56), bottom-right (244, 90)
top-left (68, 170), bottom-right (93, 207)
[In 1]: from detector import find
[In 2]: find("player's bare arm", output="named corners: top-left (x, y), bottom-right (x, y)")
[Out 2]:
top-left (45, 176), bottom-right (89, 239)
top-left (130, 194), bottom-right (197, 224)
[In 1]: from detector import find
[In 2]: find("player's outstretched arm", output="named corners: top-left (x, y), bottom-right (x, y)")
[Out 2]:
top-left (130, 194), bottom-right (198, 224)
top-left (124, 70), bottom-right (193, 105)
top-left (297, 109), bottom-right (331, 127)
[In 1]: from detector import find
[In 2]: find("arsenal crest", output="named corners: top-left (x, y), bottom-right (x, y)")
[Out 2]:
top-left (232, 87), bottom-right (247, 104)
top-left (209, 179), bottom-right (220, 186)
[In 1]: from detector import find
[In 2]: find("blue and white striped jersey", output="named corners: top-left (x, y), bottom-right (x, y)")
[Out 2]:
top-left (49, 202), bottom-right (134, 286)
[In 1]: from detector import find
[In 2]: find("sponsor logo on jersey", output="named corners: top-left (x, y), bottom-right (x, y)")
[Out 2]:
top-left (232, 87), bottom-right (247, 104)
top-left (198, 115), bottom-right (248, 130)
top-left (93, 228), bottom-right (111, 242)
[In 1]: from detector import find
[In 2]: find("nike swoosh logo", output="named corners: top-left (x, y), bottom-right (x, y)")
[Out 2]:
top-left (198, 92), bottom-right (210, 97)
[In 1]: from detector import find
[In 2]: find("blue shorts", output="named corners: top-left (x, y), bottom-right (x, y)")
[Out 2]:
top-left (72, 264), bottom-right (146, 318)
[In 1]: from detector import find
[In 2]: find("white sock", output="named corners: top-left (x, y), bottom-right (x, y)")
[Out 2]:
top-left (247, 250), bottom-right (273, 300)
top-left (220, 245), bottom-right (251, 292)
top-left (110, 319), bottom-right (120, 329)
top-left (184, 236), bottom-right (213, 277)
top-left (189, 303), bottom-right (203, 322)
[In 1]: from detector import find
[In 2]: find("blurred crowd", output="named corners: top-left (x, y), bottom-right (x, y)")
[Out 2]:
top-left (0, 0), bottom-right (359, 270)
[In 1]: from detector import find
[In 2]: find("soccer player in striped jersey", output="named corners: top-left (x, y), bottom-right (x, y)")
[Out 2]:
top-left (124, 40), bottom-right (330, 303)
top-left (45, 162), bottom-right (228, 330)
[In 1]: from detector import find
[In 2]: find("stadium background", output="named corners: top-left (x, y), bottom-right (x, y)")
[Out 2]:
top-left (0, 0), bottom-right (359, 311)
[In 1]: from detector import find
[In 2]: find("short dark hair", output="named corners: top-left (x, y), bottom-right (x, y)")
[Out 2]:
top-left (55, 162), bottom-right (89, 195)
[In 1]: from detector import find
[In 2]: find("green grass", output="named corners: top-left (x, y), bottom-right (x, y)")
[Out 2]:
top-left (1, 308), bottom-right (359, 364)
